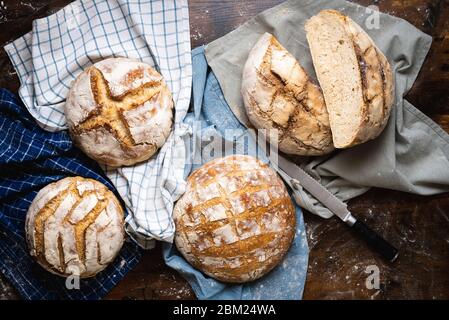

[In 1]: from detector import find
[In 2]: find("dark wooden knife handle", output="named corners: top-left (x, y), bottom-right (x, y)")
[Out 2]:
top-left (352, 220), bottom-right (399, 262)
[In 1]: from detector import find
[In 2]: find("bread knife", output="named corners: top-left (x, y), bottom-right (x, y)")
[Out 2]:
top-left (274, 155), bottom-right (399, 262)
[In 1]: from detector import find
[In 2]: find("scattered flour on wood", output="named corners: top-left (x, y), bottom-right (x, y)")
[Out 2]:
top-left (191, 27), bottom-right (203, 41)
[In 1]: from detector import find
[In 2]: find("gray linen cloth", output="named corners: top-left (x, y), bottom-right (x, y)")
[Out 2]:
top-left (204, 0), bottom-right (449, 218)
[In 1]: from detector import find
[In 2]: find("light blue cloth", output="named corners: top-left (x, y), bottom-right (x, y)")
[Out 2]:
top-left (162, 47), bottom-right (309, 300)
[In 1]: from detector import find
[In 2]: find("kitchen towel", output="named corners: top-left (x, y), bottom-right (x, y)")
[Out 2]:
top-left (4, 0), bottom-right (192, 247)
top-left (0, 88), bottom-right (142, 300)
top-left (162, 47), bottom-right (309, 300)
top-left (205, 0), bottom-right (449, 219)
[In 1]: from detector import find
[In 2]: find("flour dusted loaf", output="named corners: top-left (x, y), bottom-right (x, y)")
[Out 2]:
top-left (241, 33), bottom-right (334, 156)
top-left (65, 57), bottom-right (173, 167)
top-left (173, 155), bottom-right (296, 283)
top-left (25, 177), bottom-right (125, 278)
top-left (305, 10), bottom-right (394, 148)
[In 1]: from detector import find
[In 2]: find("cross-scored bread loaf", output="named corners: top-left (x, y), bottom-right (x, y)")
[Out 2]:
top-left (65, 57), bottom-right (173, 167)
top-left (305, 10), bottom-right (394, 148)
top-left (25, 177), bottom-right (124, 278)
top-left (173, 155), bottom-right (296, 283)
top-left (241, 33), bottom-right (334, 156)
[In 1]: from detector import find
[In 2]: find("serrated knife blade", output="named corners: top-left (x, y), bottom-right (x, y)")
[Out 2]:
top-left (276, 156), bottom-right (356, 226)
top-left (272, 154), bottom-right (398, 262)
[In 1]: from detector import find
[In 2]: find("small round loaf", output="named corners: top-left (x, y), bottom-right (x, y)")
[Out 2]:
top-left (65, 57), bottom-right (173, 167)
top-left (173, 155), bottom-right (296, 283)
top-left (241, 33), bottom-right (334, 156)
top-left (25, 177), bottom-right (125, 278)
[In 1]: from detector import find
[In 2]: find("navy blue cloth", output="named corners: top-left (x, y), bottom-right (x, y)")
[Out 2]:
top-left (0, 88), bottom-right (142, 300)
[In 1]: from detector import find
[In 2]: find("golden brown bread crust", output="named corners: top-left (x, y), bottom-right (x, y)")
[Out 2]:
top-left (75, 68), bottom-right (161, 147)
top-left (65, 57), bottom-right (173, 167)
top-left (241, 33), bottom-right (334, 156)
top-left (173, 155), bottom-right (296, 283)
top-left (25, 177), bottom-right (125, 278)
top-left (335, 10), bottom-right (394, 144)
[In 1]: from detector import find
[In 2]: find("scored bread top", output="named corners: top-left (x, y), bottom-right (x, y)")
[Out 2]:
top-left (343, 12), bottom-right (394, 141)
top-left (305, 10), bottom-right (394, 148)
top-left (241, 33), bottom-right (334, 156)
top-left (25, 177), bottom-right (124, 278)
top-left (65, 57), bottom-right (173, 167)
top-left (173, 155), bottom-right (296, 283)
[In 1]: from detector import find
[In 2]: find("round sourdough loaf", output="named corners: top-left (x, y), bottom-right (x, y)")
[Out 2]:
top-left (25, 177), bottom-right (125, 278)
top-left (305, 10), bottom-right (394, 148)
top-left (173, 155), bottom-right (296, 283)
top-left (65, 57), bottom-right (173, 167)
top-left (241, 33), bottom-right (334, 156)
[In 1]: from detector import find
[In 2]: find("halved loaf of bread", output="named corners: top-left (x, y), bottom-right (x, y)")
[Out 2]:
top-left (241, 33), bottom-right (334, 156)
top-left (305, 10), bottom-right (394, 148)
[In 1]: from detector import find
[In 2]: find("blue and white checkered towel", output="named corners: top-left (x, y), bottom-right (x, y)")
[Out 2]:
top-left (0, 88), bottom-right (142, 300)
top-left (4, 0), bottom-right (192, 248)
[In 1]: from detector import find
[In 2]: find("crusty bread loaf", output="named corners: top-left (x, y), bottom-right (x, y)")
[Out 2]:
top-left (173, 155), bottom-right (296, 283)
top-left (305, 10), bottom-right (394, 148)
top-left (241, 33), bottom-right (334, 156)
top-left (25, 177), bottom-right (124, 278)
top-left (65, 57), bottom-right (173, 167)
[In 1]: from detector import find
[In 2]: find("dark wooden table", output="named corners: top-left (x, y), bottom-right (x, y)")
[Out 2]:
top-left (0, 0), bottom-right (448, 300)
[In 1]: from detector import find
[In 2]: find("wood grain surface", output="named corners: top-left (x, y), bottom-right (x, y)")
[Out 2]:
top-left (0, 0), bottom-right (448, 300)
